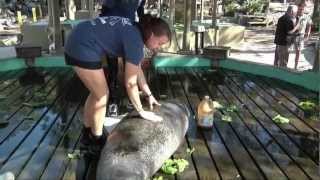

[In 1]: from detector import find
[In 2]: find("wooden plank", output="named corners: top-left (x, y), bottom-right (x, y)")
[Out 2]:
top-left (227, 72), bottom-right (319, 161)
top-left (258, 75), bottom-right (318, 103)
top-left (245, 73), bottom-right (319, 132)
top-left (196, 69), bottom-right (290, 179)
top-left (17, 100), bottom-right (84, 179)
top-left (185, 69), bottom-right (269, 179)
top-left (152, 70), bottom-right (195, 180)
top-left (0, 68), bottom-right (63, 143)
top-left (0, 71), bottom-right (75, 176)
top-left (61, 135), bottom-right (88, 180)
top-left (224, 70), bottom-right (317, 135)
top-left (39, 109), bottom-right (83, 180)
top-left (221, 70), bottom-right (318, 166)
top-left (0, 69), bottom-right (68, 143)
top-left (209, 69), bottom-right (316, 179)
top-left (175, 69), bottom-right (240, 180)
top-left (165, 69), bottom-right (221, 179)
top-left (0, 70), bottom-right (22, 91)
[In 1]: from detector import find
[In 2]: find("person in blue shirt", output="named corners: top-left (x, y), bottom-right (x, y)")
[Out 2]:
top-left (101, 0), bottom-right (145, 22)
top-left (100, 0), bottom-right (146, 117)
top-left (64, 14), bottom-right (171, 156)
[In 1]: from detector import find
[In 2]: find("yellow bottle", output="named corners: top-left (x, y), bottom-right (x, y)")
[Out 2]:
top-left (197, 96), bottom-right (215, 129)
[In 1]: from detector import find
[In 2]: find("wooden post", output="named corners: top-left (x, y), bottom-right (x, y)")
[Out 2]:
top-left (212, 0), bottom-right (217, 26)
top-left (17, 11), bottom-right (22, 25)
top-left (88, 0), bottom-right (95, 18)
top-left (313, 41), bottom-right (319, 72)
top-left (48, 0), bottom-right (63, 54)
top-left (182, 0), bottom-right (192, 50)
top-left (37, 4), bottom-right (43, 18)
top-left (66, 0), bottom-right (76, 20)
top-left (192, 0), bottom-right (197, 20)
top-left (212, 0), bottom-right (218, 46)
top-left (200, 0), bottom-right (204, 21)
top-left (159, 0), bottom-right (163, 17)
top-left (81, 0), bottom-right (87, 10)
top-left (169, 0), bottom-right (175, 27)
top-left (32, 7), bottom-right (37, 22)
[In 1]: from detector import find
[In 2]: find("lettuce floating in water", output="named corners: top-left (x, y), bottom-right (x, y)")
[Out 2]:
top-left (221, 115), bottom-right (232, 122)
top-left (67, 151), bottom-right (81, 159)
top-left (186, 147), bottom-right (195, 155)
top-left (226, 105), bottom-right (238, 112)
top-left (161, 159), bottom-right (189, 175)
top-left (212, 101), bottom-right (224, 109)
top-left (152, 176), bottom-right (163, 180)
top-left (272, 115), bottom-right (290, 124)
top-left (299, 101), bottom-right (316, 111)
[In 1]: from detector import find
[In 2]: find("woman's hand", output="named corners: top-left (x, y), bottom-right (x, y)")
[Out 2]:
top-left (148, 94), bottom-right (161, 110)
top-left (139, 110), bottom-right (163, 122)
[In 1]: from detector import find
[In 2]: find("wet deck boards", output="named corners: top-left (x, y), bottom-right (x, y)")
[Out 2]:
top-left (0, 67), bottom-right (318, 180)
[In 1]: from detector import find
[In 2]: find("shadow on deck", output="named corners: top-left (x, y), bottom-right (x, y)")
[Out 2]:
top-left (0, 67), bottom-right (318, 179)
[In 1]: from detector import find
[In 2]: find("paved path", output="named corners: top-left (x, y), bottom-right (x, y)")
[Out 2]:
top-left (230, 26), bottom-right (318, 71)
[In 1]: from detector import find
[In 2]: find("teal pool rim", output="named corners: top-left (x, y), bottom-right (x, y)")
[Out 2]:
top-left (153, 55), bottom-right (320, 92)
top-left (0, 55), bottom-right (319, 92)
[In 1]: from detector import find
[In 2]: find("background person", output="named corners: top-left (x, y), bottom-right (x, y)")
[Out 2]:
top-left (274, 5), bottom-right (300, 68)
top-left (293, 1), bottom-right (313, 70)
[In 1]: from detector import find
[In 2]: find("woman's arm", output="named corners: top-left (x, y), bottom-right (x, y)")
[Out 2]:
top-left (125, 62), bottom-right (143, 112)
top-left (137, 64), bottom-right (161, 110)
top-left (137, 64), bottom-right (151, 97)
top-left (125, 62), bottom-right (162, 121)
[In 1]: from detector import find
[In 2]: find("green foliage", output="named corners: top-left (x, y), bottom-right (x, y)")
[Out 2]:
top-left (272, 114), bottom-right (290, 124)
top-left (161, 159), bottom-right (189, 175)
top-left (299, 100), bottom-right (317, 112)
top-left (67, 150), bottom-right (81, 159)
top-left (212, 101), bottom-right (224, 109)
top-left (223, 0), bottom-right (241, 16)
top-left (152, 176), bottom-right (163, 180)
top-left (221, 114), bottom-right (232, 122)
top-left (226, 105), bottom-right (239, 112)
top-left (222, 0), bottom-right (267, 16)
top-left (186, 147), bottom-right (195, 155)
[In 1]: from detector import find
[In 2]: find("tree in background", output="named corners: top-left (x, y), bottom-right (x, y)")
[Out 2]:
top-left (312, 0), bottom-right (319, 30)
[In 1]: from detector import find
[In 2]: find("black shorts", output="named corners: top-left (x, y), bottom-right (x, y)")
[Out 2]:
top-left (64, 53), bottom-right (102, 69)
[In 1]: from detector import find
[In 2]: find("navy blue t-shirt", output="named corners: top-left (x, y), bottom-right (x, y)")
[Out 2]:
top-left (101, 0), bottom-right (145, 22)
top-left (64, 16), bottom-right (144, 65)
top-left (274, 14), bottom-right (294, 45)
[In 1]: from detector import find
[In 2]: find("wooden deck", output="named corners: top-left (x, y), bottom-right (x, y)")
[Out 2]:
top-left (0, 67), bottom-right (318, 180)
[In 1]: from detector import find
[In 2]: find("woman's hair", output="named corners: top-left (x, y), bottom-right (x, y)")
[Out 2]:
top-left (138, 14), bottom-right (171, 44)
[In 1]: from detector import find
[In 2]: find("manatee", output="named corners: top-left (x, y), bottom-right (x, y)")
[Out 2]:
top-left (96, 101), bottom-right (190, 180)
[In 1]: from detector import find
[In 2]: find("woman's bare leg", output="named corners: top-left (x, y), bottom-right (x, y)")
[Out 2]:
top-left (73, 66), bottom-right (109, 136)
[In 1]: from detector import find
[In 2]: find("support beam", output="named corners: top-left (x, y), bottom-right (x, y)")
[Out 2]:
top-left (212, 0), bottom-right (218, 45)
top-left (212, 0), bottom-right (217, 26)
top-left (169, 0), bottom-right (175, 27)
top-left (200, 0), bottom-right (204, 21)
top-left (66, 0), bottom-right (76, 20)
top-left (81, 0), bottom-right (87, 10)
top-left (48, 0), bottom-right (63, 54)
top-left (192, 0), bottom-right (197, 20)
top-left (182, 0), bottom-right (192, 50)
top-left (88, 0), bottom-right (95, 18)
top-left (159, 0), bottom-right (163, 17)
top-left (313, 41), bottom-right (319, 72)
